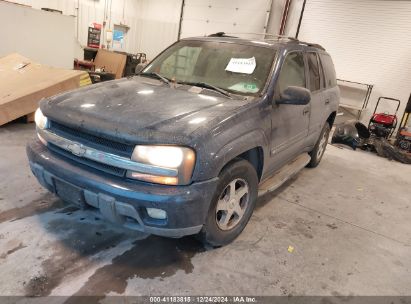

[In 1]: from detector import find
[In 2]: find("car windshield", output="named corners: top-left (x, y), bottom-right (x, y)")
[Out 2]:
top-left (142, 40), bottom-right (276, 96)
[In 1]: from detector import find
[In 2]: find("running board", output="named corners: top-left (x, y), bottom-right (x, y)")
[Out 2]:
top-left (258, 153), bottom-right (311, 196)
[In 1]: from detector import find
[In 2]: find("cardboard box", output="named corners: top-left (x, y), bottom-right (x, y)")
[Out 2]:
top-left (94, 49), bottom-right (126, 79)
top-left (0, 53), bottom-right (91, 126)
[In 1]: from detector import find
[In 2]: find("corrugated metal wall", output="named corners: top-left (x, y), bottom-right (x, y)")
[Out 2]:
top-left (296, 0), bottom-right (411, 122)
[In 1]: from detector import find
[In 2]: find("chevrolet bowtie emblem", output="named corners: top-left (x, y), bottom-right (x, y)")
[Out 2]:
top-left (67, 143), bottom-right (86, 157)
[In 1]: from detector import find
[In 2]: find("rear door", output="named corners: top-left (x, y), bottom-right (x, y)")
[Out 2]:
top-left (270, 50), bottom-right (310, 167)
top-left (306, 51), bottom-right (325, 145)
top-left (319, 53), bottom-right (339, 115)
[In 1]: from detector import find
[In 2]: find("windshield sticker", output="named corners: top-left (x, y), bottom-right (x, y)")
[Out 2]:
top-left (225, 57), bottom-right (256, 74)
top-left (229, 82), bottom-right (259, 93)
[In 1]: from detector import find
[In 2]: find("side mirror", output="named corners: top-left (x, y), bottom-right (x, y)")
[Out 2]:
top-left (276, 86), bottom-right (311, 105)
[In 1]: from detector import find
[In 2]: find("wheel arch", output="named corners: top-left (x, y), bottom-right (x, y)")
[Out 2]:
top-left (209, 128), bottom-right (269, 182)
top-left (218, 146), bottom-right (264, 182)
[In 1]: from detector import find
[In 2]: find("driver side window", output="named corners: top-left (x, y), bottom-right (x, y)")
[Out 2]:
top-left (277, 52), bottom-right (306, 92)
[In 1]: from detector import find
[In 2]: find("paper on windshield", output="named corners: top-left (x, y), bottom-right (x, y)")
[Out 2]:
top-left (225, 57), bottom-right (256, 74)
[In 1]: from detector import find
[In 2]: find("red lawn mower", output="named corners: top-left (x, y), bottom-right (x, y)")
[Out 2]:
top-left (333, 95), bottom-right (411, 163)
top-left (368, 97), bottom-right (400, 139)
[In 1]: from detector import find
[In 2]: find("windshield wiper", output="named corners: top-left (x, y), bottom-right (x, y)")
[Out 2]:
top-left (139, 72), bottom-right (170, 86)
top-left (178, 81), bottom-right (232, 99)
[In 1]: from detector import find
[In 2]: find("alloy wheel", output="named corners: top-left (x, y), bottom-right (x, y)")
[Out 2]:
top-left (215, 178), bottom-right (249, 231)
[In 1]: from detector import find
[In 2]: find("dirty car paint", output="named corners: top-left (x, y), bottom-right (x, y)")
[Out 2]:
top-left (39, 75), bottom-right (267, 181)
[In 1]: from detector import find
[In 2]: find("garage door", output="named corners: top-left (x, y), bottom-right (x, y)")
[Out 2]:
top-left (180, 0), bottom-right (272, 39)
top-left (296, 0), bottom-right (411, 122)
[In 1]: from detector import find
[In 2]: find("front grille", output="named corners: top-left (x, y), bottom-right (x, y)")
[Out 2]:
top-left (49, 120), bottom-right (134, 157)
top-left (47, 120), bottom-right (133, 177)
top-left (48, 143), bottom-right (126, 177)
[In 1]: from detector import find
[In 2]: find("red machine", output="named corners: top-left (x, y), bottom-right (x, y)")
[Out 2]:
top-left (368, 97), bottom-right (400, 139)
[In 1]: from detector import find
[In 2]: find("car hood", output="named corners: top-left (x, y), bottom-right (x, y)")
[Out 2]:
top-left (41, 76), bottom-right (249, 145)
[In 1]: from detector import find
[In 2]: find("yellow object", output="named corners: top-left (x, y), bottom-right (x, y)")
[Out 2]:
top-left (288, 245), bottom-right (294, 253)
top-left (79, 73), bottom-right (92, 86)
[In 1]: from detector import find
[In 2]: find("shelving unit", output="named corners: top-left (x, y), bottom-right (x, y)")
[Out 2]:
top-left (337, 79), bottom-right (374, 120)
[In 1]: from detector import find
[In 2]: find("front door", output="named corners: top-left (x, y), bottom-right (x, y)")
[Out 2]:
top-left (269, 51), bottom-right (310, 170)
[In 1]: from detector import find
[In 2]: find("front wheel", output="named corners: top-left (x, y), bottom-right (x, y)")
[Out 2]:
top-left (199, 159), bottom-right (258, 247)
top-left (308, 123), bottom-right (331, 168)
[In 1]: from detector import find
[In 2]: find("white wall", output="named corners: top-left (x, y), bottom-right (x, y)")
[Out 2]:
top-left (180, 0), bottom-right (272, 38)
top-left (134, 0), bottom-right (182, 59)
top-left (3, 0), bottom-right (288, 60)
top-left (283, 0), bottom-right (304, 37)
top-left (285, 0), bottom-right (411, 124)
top-left (0, 1), bottom-right (75, 68)
top-left (266, 0), bottom-right (286, 35)
top-left (5, 0), bottom-right (182, 60)
top-left (265, 0), bottom-right (305, 38)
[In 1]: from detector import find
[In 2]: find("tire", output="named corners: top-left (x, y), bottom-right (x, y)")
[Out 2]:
top-left (199, 159), bottom-right (258, 247)
top-left (308, 123), bottom-right (331, 168)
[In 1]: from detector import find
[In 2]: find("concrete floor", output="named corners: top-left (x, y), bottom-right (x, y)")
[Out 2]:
top-left (0, 122), bottom-right (410, 299)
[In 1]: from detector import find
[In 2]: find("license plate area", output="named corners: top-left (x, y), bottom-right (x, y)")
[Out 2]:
top-left (55, 179), bottom-right (86, 208)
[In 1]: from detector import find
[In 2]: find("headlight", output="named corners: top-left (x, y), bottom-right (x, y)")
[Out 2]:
top-left (127, 145), bottom-right (195, 185)
top-left (34, 108), bottom-right (48, 130)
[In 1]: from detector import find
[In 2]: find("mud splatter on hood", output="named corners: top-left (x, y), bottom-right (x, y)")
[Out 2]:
top-left (41, 77), bottom-right (249, 146)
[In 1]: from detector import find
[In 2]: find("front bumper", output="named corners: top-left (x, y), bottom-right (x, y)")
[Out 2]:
top-left (26, 139), bottom-right (218, 238)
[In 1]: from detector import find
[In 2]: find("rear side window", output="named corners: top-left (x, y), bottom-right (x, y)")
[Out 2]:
top-left (319, 54), bottom-right (337, 88)
top-left (278, 52), bottom-right (306, 92)
top-left (307, 52), bottom-right (320, 91)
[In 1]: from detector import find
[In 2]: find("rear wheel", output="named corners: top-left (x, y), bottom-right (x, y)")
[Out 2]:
top-left (199, 159), bottom-right (258, 247)
top-left (308, 123), bottom-right (331, 168)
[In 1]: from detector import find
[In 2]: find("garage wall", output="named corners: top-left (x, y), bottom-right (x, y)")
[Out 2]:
top-left (133, 0), bottom-right (182, 59)
top-left (3, 0), bottom-right (289, 60)
top-left (0, 1), bottom-right (75, 68)
top-left (287, 0), bottom-right (411, 123)
top-left (266, 0), bottom-right (287, 36)
top-left (180, 0), bottom-right (272, 38)
top-left (4, 0), bottom-right (182, 59)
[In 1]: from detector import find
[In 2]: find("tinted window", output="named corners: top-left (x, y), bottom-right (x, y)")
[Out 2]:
top-left (307, 52), bottom-right (320, 91)
top-left (319, 54), bottom-right (337, 88)
top-left (278, 52), bottom-right (306, 92)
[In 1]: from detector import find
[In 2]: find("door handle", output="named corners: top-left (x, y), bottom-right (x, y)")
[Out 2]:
top-left (303, 108), bottom-right (310, 115)
top-left (324, 99), bottom-right (330, 105)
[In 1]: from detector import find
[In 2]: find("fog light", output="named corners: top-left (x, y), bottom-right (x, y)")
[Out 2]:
top-left (146, 208), bottom-right (167, 220)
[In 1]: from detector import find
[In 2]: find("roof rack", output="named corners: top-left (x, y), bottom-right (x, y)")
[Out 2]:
top-left (208, 32), bottom-right (238, 38)
top-left (308, 43), bottom-right (325, 50)
top-left (207, 32), bottom-right (325, 50)
top-left (297, 41), bottom-right (326, 50)
top-left (254, 33), bottom-right (299, 41)
top-left (208, 32), bottom-right (298, 41)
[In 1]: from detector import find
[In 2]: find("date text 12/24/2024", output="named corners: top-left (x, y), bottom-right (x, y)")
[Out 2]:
top-left (149, 296), bottom-right (257, 303)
